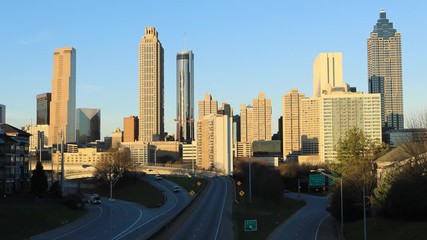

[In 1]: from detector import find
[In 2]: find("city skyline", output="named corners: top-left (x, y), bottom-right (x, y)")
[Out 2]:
top-left (1, 1), bottom-right (426, 137)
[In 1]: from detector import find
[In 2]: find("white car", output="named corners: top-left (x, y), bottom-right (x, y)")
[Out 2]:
top-left (173, 186), bottom-right (180, 192)
top-left (90, 194), bottom-right (101, 205)
top-left (155, 174), bottom-right (162, 180)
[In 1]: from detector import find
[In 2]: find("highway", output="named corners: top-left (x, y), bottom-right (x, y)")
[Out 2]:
top-left (268, 192), bottom-right (331, 240)
top-left (31, 175), bottom-right (191, 240)
top-left (170, 176), bottom-right (234, 240)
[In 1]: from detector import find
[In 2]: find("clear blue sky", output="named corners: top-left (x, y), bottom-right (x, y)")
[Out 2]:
top-left (1, 1), bottom-right (426, 137)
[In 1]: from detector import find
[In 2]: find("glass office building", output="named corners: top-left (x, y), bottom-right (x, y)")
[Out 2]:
top-left (76, 108), bottom-right (100, 146)
top-left (36, 93), bottom-right (51, 125)
top-left (176, 50), bottom-right (194, 143)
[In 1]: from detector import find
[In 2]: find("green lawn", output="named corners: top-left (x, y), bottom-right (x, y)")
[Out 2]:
top-left (233, 196), bottom-right (305, 240)
top-left (85, 176), bottom-right (165, 208)
top-left (0, 200), bottom-right (85, 240)
top-left (344, 217), bottom-right (427, 240)
top-left (164, 176), bottom-right (207, 195)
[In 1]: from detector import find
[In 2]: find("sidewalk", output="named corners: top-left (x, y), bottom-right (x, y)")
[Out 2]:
top-left (31, 204), bottom-right (101, 240)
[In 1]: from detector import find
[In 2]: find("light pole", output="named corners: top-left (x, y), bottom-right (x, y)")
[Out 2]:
top-left (312, 169), bottom-right (367, 240)
top-left (311, 169), bottom-right (343, 236)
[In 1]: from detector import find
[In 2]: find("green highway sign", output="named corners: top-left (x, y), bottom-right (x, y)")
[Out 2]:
top-left (328, 174), bottom-right (339, 186)
top-left (244, 219), bottom-right (257, 232)
top-left (309, 174), bottom-right (325, 187)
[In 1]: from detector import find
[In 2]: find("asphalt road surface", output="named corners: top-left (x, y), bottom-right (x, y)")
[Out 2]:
top-left (32, 176), bottom-right (191, 240)
top-left (268, 192), bottom-right (331, 240)
top-left (170, 176), bottom-right (234, 240)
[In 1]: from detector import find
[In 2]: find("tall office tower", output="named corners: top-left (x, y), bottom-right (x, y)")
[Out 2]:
top-left (0, 104), bottom-right (5, 124)
top-left (124, 116), bottom-right (139, 142)
top-left (49, 47), bottom-right (76, 145)
top-left (319, 91), bottom-right (382, 163)
top-left (239, 104), bottom-right (254, 143)
top-left (36, 93), bottom-right (51, 125)
top-left (139, 27), bottom-right (164, 142)
top-left (76, 108), bottom-right (100, 146)
top-left (282, 89), bottom-right (305, 157)
top-left (196, 114), bottom-right (233, 174)
top-left (368, 9), bottom-right (403, 130)
top-left (218, 102), bottom-right (232, 117)
top-left (313, 52), bottom-right (347, 98)
top-left (176, 50), bottom-right (194, 143)
top-left (252, 93), bottom-right (272, 141)
top-left (198, 94), bottom-right (218, 120)
top-left (232, 115), bottom-right (241, 143)
top-left (300, 98), bottom-right (320, 155)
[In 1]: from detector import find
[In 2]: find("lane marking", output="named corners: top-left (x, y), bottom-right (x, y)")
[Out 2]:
top-left (315, 213), bottom-right (331, 240)
top-left (214, 177), bottom-right (228, 240)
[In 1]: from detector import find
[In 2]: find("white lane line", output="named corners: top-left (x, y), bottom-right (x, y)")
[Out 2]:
top-left (52, 205), bottom-right (103, 240)
top-left (214, 177), bottom-right (228, 240)
top-left (315, 214), bottom-right (331, 240)
top-left (114, 182), bottom-right (179, 240)
top-left (112, 208), bottom-right (143, 239)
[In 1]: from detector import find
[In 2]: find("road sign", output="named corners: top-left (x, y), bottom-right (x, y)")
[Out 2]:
top-left (189, 190), bottom-right (195, 196)
top-left (239, 190), bottom-right (245, 197)
top-left (328, 174), bottom-right (339, 186)
top-left (197, 181), bottom-right (201, 186)
top-left (309, 174), bottom-right (325, 187)
top-left (244, 219), bottom-right (257, 232)
top-left (237, 181), bottom-right (241, 186)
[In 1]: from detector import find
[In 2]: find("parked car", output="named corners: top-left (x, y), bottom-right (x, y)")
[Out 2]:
top-left (90, 194), bottom-right (101, 205)
top-left (173, 186), bottom-right (180, 192)
top-left (155, 174), bottom-right (162, 180)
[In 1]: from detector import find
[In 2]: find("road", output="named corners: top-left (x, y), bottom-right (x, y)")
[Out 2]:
top-left (268, 192), bottom-right (336, 240)
top-left (31, 175), bottom-right (191, 240)
top-left (170, 176), bottom-right (234, 240)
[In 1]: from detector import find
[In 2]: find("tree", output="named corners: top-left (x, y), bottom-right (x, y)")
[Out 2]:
top-left (94, 148), bottom-right (133, 200)
top-left (330, 127), bottom-right (387, 221)
top-left (31, 161), bottom-right (48, 197)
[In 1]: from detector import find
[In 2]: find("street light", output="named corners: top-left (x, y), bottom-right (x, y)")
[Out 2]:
top-left (311, 169), bottom-right (343, 236)
top-left (312, 169), bottom-right (367, 240)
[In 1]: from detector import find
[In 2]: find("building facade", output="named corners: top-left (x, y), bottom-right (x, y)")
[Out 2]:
top-left (176, 50), bottom-right (195, 143)
top-left (313, 52), bottom-right (346, 98)
top-left (368, 9), bottom-right (403, 130)
top-left (319, 91), bottom-right (382, 162)
top-left (139, 27), bottom-right (164, 142)
top-left (300, 98), bottom-right (320, 155)
top-left (123, 116), bottom-right (139, 142)
top-left (76, 108), bottom-right (101, 146)
top-left (49, 47), bottom-right (76, 145)
top-left (0, 104), bottom-right (5, 124)
top-left (252, 93), bottom-right (272, 141)
top-left (111, 128), bottom-right (123, 149)
top-left (36, 93), bottom-right (51, 125)
top-left (198, 94), bottom-right (218, 120)
top-left (0, 124), bottom-right (30, 194)
top-left (282, 89), bottom-right (305, 157)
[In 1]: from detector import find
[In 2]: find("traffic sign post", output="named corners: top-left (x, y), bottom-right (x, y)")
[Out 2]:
top-left (244, 219), bottom-right (257, 232)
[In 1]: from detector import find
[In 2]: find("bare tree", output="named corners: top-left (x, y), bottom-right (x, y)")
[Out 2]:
top-left (399, 110), bottom-right (427, 164)
top-left (93, 148), bottom-right (133, 200)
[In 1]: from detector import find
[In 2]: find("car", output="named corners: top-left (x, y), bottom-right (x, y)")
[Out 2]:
top-left (173, 186), bottom-right (180, 192)
top-left (155, 174), bottom-right (162, 180)
top-left (90, 194), bottom-right (101, 205)
top-left (213, 175), bottom-right (218, 178)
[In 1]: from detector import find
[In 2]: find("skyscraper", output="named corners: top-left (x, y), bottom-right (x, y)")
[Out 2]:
top-left (139, 27), bottom-right (164, 142)
top-left (36, 93), bottom-right (51, 125)
top-left (123, 116), bottom-right (139, 142)
top-left (49, 47), bottom-right (76, 145)
top-left (252, 93), bottom-right (272, 141)
top-left (0, 104), bottom-right (5, 124)
top-left (282, 89), bottom-right (305, 157)
top-left (76, 108), bottom-right (100, 146)
top-left (176, 50), bottom-right (194, 143)
top-left (368, 9), bottom-right (403, 130)
top-left (198, 94), bottom-right (218, 120)
top-left (313, 52), bottom-right (347, 98)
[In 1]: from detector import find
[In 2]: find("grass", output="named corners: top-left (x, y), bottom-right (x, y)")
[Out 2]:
top-left (83, 176), bottom-right (165, 208)
top-left (164, 175), bottom-right (207, 195)
top-left (0, 198), bottom-right (85, 240)
top-left (344, 217), bottom-right (427, 240)
top-left (233, 196), bottom-right (305, 240)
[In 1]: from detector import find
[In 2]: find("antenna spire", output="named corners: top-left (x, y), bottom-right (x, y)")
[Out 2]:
top-left (184, 32), bottom-right (187, 50)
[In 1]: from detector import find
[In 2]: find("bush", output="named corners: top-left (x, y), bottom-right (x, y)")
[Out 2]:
top-left (63, 194), bottom-right (85, 210)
